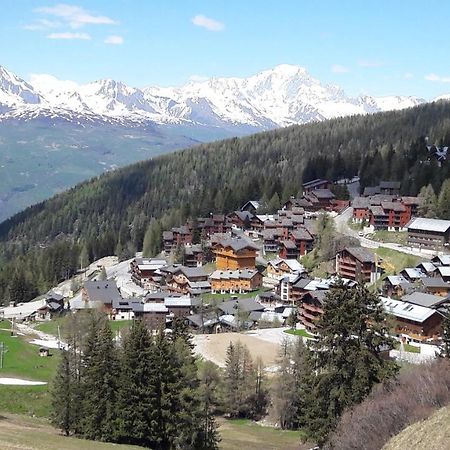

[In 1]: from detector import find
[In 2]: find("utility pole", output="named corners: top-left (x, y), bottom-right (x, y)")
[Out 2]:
top-left (0, 342), bottom-right (3, 369)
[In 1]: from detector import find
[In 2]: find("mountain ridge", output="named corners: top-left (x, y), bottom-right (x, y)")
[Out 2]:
top-left (0, 64), bottom-right (431, 130)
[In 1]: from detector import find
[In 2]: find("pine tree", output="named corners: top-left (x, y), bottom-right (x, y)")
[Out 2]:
top-left (197, 362), bottom-right (221, 450)
top-left (116, 320), bottom-right (158, 447)
top-left (437, 179), bottom-right (450, 219)
top-left (302, 282), bottom-right (399, 444)
top-left (51, 350), bottom-right (75, 436)
top-left (80, 321), bottom-right (119, 441)
top-left (418, 184), bottom-right (437, 218)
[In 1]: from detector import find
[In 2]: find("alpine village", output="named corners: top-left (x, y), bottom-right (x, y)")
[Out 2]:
top-left (3, 4), bottom-right (450, 450)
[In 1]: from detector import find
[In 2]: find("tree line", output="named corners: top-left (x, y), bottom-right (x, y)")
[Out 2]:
top-left (1, 101), bottom-right (450, 304)
top-left (52, 282), bottom-right (401, 448)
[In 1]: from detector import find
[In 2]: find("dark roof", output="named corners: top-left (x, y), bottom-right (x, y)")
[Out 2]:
top-left (352, 197), bottom-right (370, 208)
top-left (83, 281), bottom-right (122, 305)
top-left (218, 298), bottom-right (265, 315)
top-left (293, 277), bottom-right (313, 289)
top-left (302, 290), bottom-right (329, 305)
top-left (363, 186), bottom-right (381, 196)
top-left (421, 277), bottom-right (450, 289)
top-left (310, 189), bottom-right (335, 200)
top-left (216, 237), bottom-right (258, 252)
top-left (342, 247), bottom-right (376, 263)
top-left (380, 181), bottom-right (401, 189)
top-left (291, 228), bottom-right (313, 241)
top-left (281, 240), bottom-right (297, 250)
top-left (231, 210), bottom-right (254, 222)
top-left (402, 292), bottom-right (449, 309)
top-left (302, 178), bottom-right (329, 189)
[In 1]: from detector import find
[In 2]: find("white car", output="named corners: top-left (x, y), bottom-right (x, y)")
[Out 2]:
top-left (358, 231), bottom-right (364, 237)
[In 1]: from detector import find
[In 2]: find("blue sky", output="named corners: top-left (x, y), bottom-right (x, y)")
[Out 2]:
top-left (1, 0), bottom-right (450, 98)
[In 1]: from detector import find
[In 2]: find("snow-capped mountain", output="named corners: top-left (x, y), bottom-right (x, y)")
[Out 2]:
top-left (0, 63), bottom-right (433, 130)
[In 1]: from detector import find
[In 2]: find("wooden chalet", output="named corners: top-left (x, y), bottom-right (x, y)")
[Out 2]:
top-left (299, 291), bottom-right (328, 331)
top-left (406, 218), bottom-right (450, 251)
top-left (213, 237), bottom-right (258, 270)
top-left (279, 240), bottom-right (300, 260)
top-left (209, 269), bottom-right (262, 294)
top-left (335, 247), bottom-right (380, 283)
top-left (290, 228), bottom-right (314, 255)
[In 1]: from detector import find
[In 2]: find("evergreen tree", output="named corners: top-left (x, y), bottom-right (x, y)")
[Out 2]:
top-left (80, 321), bottom-right (119, 441)
top-left (116, 320), bottom-right (158, 447)
top-left (198, 361), bottom-right (221, 449)
top-left (418, 184), bottom-right (437, 218)
top-left (51, 350), bottom-right (75, 436)
top-left (437, 179), bottom-right (450, 219)
top-left (302, 282), bottom-right (399, 444)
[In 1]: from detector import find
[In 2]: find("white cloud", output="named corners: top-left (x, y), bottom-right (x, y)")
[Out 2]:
top-left (425, 73), bottom-right (450, 83)
top-left (47, 32), bottom-right (91, 40)
top-left (23, 18), bottom-right (61, 30)
top-left (404, 72), bottom-right (414, 79)
top-left (192, 14), bottom-right (224, 31)
top-left (331, 64), bottom-right (349, 74)
top-left (35, 3), bottom-right (117, 29)
top-left (358, 59), bottom-right (383, 68)
top-left (104, 35), bottom-right (123, 45)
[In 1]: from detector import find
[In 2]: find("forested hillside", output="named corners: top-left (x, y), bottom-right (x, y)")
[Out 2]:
top-left (1, 101), bottom-right (450, 304)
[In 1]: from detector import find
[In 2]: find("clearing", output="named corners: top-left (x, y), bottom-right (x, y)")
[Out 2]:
top-left (193, 332), bottom-right (281, 368)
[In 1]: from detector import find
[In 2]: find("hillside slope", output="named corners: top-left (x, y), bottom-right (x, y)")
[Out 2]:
top-left (383, 405), bottom-right (450, 450)
top-left (0, 101), bottom-right (449, 303)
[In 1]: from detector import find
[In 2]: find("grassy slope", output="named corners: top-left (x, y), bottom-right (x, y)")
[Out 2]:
top-left (0, 413), bottom-right (142, 450)
top-left (219, 419), bottom-right (308, 450)
top-left (383, 405), bottom-right (450, 450)
top-left (0, 414), bottom-right (307, 450)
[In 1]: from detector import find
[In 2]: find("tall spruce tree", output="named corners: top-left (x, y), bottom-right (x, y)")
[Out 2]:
top-left (437, 179), bottom-right (450, 219)
top-left (439, 307), bottom-right (450, 359)
top-left (51, 350), bottom-right (75, 436)
top-left (116, 320), bottom-right (158, 447)
top-left (418, 184), bottom-right (437, 218)
top-left (301, 282), bottom-right (399, 444)
top-left (80, 321), bottom-right (119, 441)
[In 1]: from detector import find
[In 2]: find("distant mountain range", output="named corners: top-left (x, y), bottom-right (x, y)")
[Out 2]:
top-left (0, 63), bottom-right (448, 222)
top-left (0, 63), bottom-right (438, 130)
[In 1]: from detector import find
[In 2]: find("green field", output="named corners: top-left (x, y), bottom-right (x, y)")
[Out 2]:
top-left (34, 317), bottom-right (67, 337)
top-left (219, 418), bottom-right (309, 450)
top-left (394, 342), bottom-right (421, 353)
top-left (0, 329), bottom-right (59, 382)
top-left (284, 328), bottom-right (314, 338)
top-left (109, 320), bottom-right (134, 333)
top-left (371, 230), bottom-right (408, 245)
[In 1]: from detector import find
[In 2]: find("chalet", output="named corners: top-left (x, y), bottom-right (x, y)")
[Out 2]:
top-left (304, 189), bottom-right (335, 211)
top-left (431, 255), bottom-right (450, 266)
top-left (227, 210), bottom-right (254, 229)
top-left (299, 291), bottom-right (328, 331)
top-left (279, 240), bottom-right (299, 260)
top-left (130, 257), bottom-right (167, 290)
top-left (400, 267), bottom-right (426, 283)
top-left (186, 313), bottom-right (219, 332)
top-left (290, 228), bottom-right (314, 255)
top-left (420, 277), bottom-right (450, 297)
top-left (197, 215), bottom-right (231, 237)
top-left (0, 293), bottom-right (64, 322)
top-left (184, 244), bottom-right (204, 267)
top-left (111, 298), bottom-right (142, 321)
top-left (302, 178), bottom-right (331, 192)
top-left (267, 258), bottom-right (305, 280)
top-left (335, 247), bottom-right (380, 283)
top-left (213, 237), bottom-right (258, 270)
top-left (162, 225), bottom-right (192, 253)
top-left (381, 297), bottom-right (442, 341)
top-left (352, 197), bottom-right (370, 223)
top-left (380, 181), bottom-right (401, 195)
top-left (209, 269), bottom-right (262, 294)
top-left (164, 296), bottom-right (198, 318)
top-left (133, 303), bottom-right (168, 331)
top-left (416, 262), bottom-right (438, 276)
top-left (81, 281), bottom-right (122, 315)
top-left (383, 275), bottom-right (412, 298)
top-left (217, 298), bottom-right (265, 316)
top-left (163, 231), bottom-right (174, 253)
top-left (282, 197), bottom-right (313, 211)
top-left (163, 266), bottom-right (210, 295)
top-left (406, 218), bottom-right (450, 251)
top-left (261, 229), bottom-right (282, 253)
top-left (241, 200), bottom-right (261, 213)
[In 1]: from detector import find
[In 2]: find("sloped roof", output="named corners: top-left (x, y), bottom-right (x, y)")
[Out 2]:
top-left (381, 296), bottom-right (436, 323)
top-left (380, 181), bottom-right (401, 189)
top-left (216, 237), bottom-right (258, 252)
top-left (406, 218), bottom-right (450, 233)
top-left (342, 247), bottom-right (376, 263)
top-left (218, 298), bottom-right (264, 315)
top-left (83, 281), bottom-right (122, 305)
top-left (402, 291), bottom-right (448, 308)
